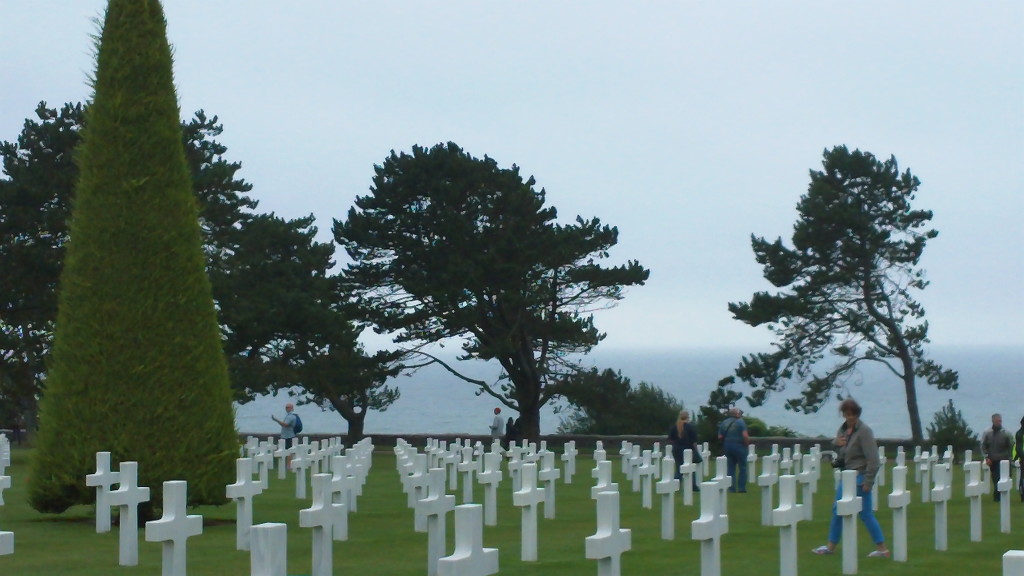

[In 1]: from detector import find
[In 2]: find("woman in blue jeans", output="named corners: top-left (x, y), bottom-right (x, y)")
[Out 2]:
top-left (813, 398), bottom-right (891, 558)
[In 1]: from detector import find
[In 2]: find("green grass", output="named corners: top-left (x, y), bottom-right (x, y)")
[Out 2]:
top-left (0, 446), bottom-right (1020, 575)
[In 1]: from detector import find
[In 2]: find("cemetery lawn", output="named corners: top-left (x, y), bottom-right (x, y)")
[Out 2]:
top-left (1, 445), bottom-right (1020, 575)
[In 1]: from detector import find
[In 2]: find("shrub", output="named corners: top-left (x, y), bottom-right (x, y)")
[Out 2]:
top-left (926, 399), bottom-right (977, 455)
top-left (555, 368), bottom-right (682, 435)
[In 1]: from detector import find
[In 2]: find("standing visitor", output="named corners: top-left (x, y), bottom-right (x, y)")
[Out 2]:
top-left (668, 409), bottom-right (701, 490)
top-left (812, 398), bottom-right (890, 558)
top-left (981, 413), bottom-right (1014, 502)
top-left (490, 407), bottom-right (503, 441)
top-left (1015, 415), bottom-right (1024, 503)
top-left (272, 402), bottom-right (298, 467)
top-left (718, 407), bottom-right (749, 492)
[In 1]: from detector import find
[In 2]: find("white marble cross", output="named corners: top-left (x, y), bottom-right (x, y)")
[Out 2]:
top-left (591, 459), bottom-right (618, 500)
top-left (457, 446), bottom-right (478, 504)
top-left (107, 461), bottom-right (151, 566)
top-left (476, 451), bottom-right (503, 526)
top-left (637, 450), bottom-right (657, 509)
top-left (419, 468), bottom-right (456, 576)
top-left (561, 441), bottom-right (578, 484)
top-left (444, 446), bottom-right (461, 492)
top-left (795, 456), bottom-right (816, 521)
top-left (586, 489), bottom-right (631, 576)
top-left (405, 453), bottom-right (430, 528)
top-left (699, 442), bottom-right (712, 477)
top-left (254, 440), bottom-right (274, 490)
top-left (437, 504), bottom-right (498, 576)
top-left (655, 454), bottom-right (679, 540)
top-left (537, 450), bottom-right (561, 519)
top-left (919, 450), bottom-right (932, 503)
top-left (836, 469), bottom-right (862, 575)
top-left (964, 460), bottom-right (985, 542)
top-left (513, 461), bottom-right (545, 562)
top-left (328, 455), bottom-right (351, 541)
top-left (507, 449), bottom-right (524, 493)
top-left (998, 459), bottom-right (1012, 533)
top-left (627, 445), bottom-right (643, 492)
top-left (912, 445), bottom-right (922, 483)
top-left (0, 462), bottom-right (11, 556)
top-left (679, 449), bottom-right (699, 506)
top-left (299, 473), bottom-right (342, 576)
top-left (779, 447), bottom-right (793, 475)
top-left (931, 461), bottom-right (951, 551)
top-left (887, 462), bottom-right (911, 562)
top-left (291, 444), bottom-right (311, 499)
top-left (593, 440), bottom-right (606, 464)
top-left (746, 445), bottom-right (758, 486)
top-left (758, 453), bottom-right (780, 526)
top-left (712, 456), bottom-right (731, 521)
top-left (226, 457), bottom-right (264, 551)
top-left (250, 523), bottom-right (287, 576)
top-left (691, 478), bottom-right (728, 576)
top-left (274, 439), bottom-right (291, 480)
top-left (618, 441), bottom-right (632, 479)
top-left (772, 475), bottom-right (803, 576)
top-left (85, 451), bottom-right (120, 533)
top-left (145, 480), bottom-right (203, 576)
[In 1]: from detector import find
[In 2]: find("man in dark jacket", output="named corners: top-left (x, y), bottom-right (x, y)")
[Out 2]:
top-left (1015, 415), bottom-right (1024, 502)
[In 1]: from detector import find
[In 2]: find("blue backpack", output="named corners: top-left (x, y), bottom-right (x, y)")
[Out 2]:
top-left (292, 413), bottom-right (303, 435)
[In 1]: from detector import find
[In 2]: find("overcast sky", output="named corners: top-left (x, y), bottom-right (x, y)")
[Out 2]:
top-left (3, 2), bottom-right (1022, 352)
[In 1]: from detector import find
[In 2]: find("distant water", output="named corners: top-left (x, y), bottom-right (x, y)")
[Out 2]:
top-left (235, 346), bottom-right (1022, 440)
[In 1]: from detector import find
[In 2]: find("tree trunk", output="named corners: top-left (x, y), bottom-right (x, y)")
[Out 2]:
top-left (901, 354), bottom-right (923, 443)
top-left (346, 413), bottom-right (366, 444)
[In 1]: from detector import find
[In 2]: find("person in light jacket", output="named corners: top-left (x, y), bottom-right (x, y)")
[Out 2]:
top-left (812, 398), bottom-right (891, 559)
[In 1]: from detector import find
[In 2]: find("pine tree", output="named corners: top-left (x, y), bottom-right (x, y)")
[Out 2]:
top-left (30, 0), bottom-right (237, 513)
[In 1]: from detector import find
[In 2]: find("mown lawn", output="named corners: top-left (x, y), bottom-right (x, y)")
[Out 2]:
top-left (0, 445), bottom-right (1020, 575)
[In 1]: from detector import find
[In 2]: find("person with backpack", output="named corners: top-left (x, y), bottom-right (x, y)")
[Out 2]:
top-left (272, 402), bottom-right (302, 467)
top-left (1015, 415), bottom-right (1023, 503)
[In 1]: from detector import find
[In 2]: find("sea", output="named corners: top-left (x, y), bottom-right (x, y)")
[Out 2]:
top-left (234, 346), bottom-right (1022, 440)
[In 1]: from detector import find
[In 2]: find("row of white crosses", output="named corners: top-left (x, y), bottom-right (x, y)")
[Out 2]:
top-left (0, 433), bottom-right (11, 556)
top-left (78, 437), bottom-right (371, 576)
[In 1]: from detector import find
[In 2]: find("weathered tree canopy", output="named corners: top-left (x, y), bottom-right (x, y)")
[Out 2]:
top-left (728, 145), bottom-right (957, 442)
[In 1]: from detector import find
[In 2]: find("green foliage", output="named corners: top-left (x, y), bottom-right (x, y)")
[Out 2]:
top-left (334, 143), bottom-right (649, 438)
top-left (926, 400), bottom-right (977, 454)
top-left (30, 0), bottom-right (236, 512)
top-left (743, 416), bottom-right (799, 438)
top-left (555, 368), bottom-right (682, 435)
top-left (728, 145), bottom-right (958, 442)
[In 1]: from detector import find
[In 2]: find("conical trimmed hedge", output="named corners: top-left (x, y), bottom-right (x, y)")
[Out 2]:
top-left (30, 0), bottom-right (237, 512)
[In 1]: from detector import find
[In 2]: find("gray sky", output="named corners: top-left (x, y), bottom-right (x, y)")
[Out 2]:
top-left (3, 1), bottom-right (1022, 351)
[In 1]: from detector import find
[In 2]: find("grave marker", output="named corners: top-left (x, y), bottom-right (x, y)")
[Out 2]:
top-left (561, 441), bottom-right (578, 484)
top-left (1005, 551), bottom-right (1024, 576)
top-left (836, 469), bottom-right (862, 575)
top-left (476, 451), bottom-right (503, 526)
top-left (964, 460), bottom-right (985, 542)
top-left (591, 459), bottom-right (618, 500)
top-left (107, 461), bottom-right (151, 566)
top-left (691, 478), bottom-right (728, 576)
top-left (437, 504), bottom-right (498, 576)
top-left (586, 490), bottom-right (631, 576)
top-left (513, 462), bottom-right (545, 561)
top-left (250, 523), bottom-right (287, 576)
top-left (85, 451), bottom-right (120, 533)
top-left (931, 461), bottom-right (951, 551)
top-left (746, 445), bottom-right (758, 486)
top-left (418, 468), bottom-right (456, 576)
top-left (538, 450), bottom-right (561, 519)
top-left (998, 459), bottom-right (1012, 533)
top-left (887, 462), bottom-right (911, 562)
top-left (758, 453), bottom-right (780, 526)
top-left (299, 473), bottom-right (342, 576)
top-left (772, 475), bottom-right (803, 576)
top-left (637, 450), bottom-right (657, 509)
top-left (457, 446), bottom-right (478, 504)
top-left (145, 480), bottom-right (203, 576)
top-left (655, 454), bottom-right (679, 539)
top-left (593, 441), bottom-right (606, 464)
top-left (919, 450), bottom-right (932, 503)
top-left (328, 455), bottom-right (351, 541)
top-left (679, 449), bottom-right (699, 506)
top-left (226, 457), bottom-right (264, 551)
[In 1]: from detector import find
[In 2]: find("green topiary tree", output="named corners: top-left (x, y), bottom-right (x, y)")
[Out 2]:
top-left (30, 0), bottom-right (237, 513)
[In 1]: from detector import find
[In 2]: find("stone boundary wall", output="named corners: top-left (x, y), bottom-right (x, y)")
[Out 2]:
top-left (238, 432), bottom-right (929, 455)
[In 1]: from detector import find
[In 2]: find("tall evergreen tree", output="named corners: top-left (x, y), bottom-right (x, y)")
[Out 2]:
top-left (30, 0), bottom-right (237, 512)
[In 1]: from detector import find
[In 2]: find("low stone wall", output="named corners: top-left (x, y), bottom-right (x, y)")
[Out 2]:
top-left (239, 432), bottom-right (926, 455)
